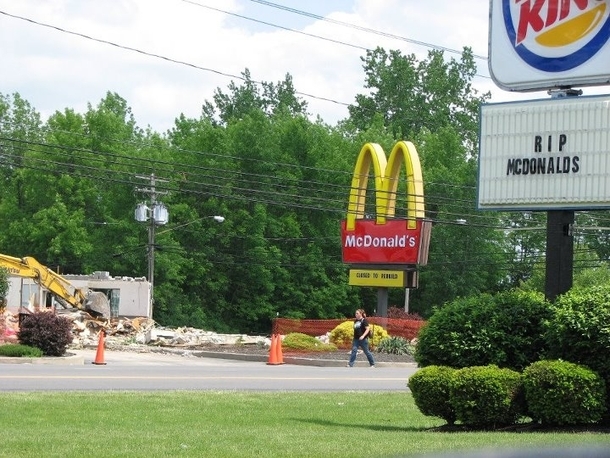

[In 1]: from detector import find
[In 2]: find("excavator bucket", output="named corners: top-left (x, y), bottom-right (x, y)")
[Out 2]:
top-left (85, 292), bottom-right (111, 319)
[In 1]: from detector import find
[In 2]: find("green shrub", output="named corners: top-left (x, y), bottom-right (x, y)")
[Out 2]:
top-left (18, 312), bottom-right (73, 356)
top-left (368, 323), bottom-right (389, 348)
top-left (329, 321), bottom-right (388, 348)
top-left (544, 285), bottom-right (610, 418)
top-left (0, 343), bottom-right (43, 357)
top-left (282, 333), bottom-right (337, 352)
top-left (329, 321), bottom-right (353, 347)
top-left (522, 360), bottom-right (606, 426)
top-left (451, 365), bottom-right (525, 427)
top-left (408, 365), bottom-right (457, 425)
top-left (415, 290), bottom-right (551, 371)
top-left (545, 286), bottom-right (610, 379)
top-left (376, 336), bottom-right (414, 355)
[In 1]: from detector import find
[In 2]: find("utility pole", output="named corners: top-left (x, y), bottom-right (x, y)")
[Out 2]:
top-left (135, 173), bottom-right (168, 316)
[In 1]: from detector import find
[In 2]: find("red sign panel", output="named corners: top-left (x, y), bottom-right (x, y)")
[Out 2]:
top-left (341, 219), bottom-right (423, 264)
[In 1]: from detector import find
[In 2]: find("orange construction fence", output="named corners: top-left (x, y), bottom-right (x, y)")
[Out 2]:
top-left (273, 317), bottom-right (425, 341)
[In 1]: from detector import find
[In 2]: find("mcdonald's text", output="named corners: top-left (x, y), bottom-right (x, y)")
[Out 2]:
top-left (341, 219), bottom-right (422, 264)
top-left (344, 234), bottom-right (416, 249)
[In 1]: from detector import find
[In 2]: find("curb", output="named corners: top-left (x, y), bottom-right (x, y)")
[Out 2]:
top-left (191, 350), bottom-right (416, 368)
top-left (0, 352), bottom-right (85, 365)
top-left (0, 347), bottom-right (416, 367)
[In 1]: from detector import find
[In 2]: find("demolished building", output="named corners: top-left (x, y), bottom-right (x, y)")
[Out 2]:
top-left (5, 271), bottom-right (151, 318)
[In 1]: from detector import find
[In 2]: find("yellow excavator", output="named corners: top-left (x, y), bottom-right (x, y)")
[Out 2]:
top-left (0, 254), bottom-right (110, 318)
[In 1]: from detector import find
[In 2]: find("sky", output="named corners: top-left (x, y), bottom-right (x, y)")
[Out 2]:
top-left (1, 0), bottom-right (608, 133)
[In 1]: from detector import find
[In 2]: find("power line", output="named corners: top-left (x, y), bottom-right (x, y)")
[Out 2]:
top-left (182, 0), bottom-right (491, 80)
top-left (181, 0), bottom-right (369, 52)
top-left (0, 152), bottom-right (562, 234)
top-left (6, 134), bottom-right (610, 235)
top-left (0, 9), bottom-right (349, 108)
top-left (0, 130), bottom-right (557, 229)
top-left (5, 144), bottom-right (610, 274)
top-left (0, 5), bottom-right (490, 127)
top-left (246, 0), bottom-right (489, 61)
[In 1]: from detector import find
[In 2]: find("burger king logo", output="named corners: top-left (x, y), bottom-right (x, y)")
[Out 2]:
top-left (503, 0), bottom-right (610, 72)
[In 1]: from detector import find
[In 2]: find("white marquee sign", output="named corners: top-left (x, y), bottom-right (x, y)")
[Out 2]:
top-left (478, 94), bottom-right (610, 210)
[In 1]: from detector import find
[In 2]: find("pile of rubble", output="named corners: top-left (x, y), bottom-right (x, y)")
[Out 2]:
top-left (1, 309), bottom-right (269, 350)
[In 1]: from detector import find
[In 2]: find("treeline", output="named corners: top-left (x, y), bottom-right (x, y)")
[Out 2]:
top-left (1, 47), bottom-right (609, 334)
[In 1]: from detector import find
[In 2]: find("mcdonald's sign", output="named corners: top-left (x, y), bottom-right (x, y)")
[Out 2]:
top-left (341, 141), bottom-right (431, 265)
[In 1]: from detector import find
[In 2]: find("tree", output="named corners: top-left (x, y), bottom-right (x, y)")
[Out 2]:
top-left (203, 69), bottom-right (308, 126)
top-left (0, 92), bottom-right (43, 172)
top-left (575, 210), bottom-right (610, 262)
top-left (499, 212), bottom-right (547, 289)
top-left (163, 72), bottom-right (368, 330)
top-left (348, 47), bottom-right (488, 150)
top-left (0, 59), bottom-right (516, 333)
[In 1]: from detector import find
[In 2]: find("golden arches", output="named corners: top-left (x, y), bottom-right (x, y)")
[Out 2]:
top-left (346, 141), bottom-right (425, 231)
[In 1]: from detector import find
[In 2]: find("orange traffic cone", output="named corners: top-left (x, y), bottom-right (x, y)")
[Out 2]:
top-left (275, 334), bottom-right (284, 364)
top-left (267, 334), bottom-right (280, 365)
top-left (92, 329), bottom-right (107, 365)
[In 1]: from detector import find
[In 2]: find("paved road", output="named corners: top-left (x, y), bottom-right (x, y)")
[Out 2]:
top-left (0, 350), bottom-right (418, 391)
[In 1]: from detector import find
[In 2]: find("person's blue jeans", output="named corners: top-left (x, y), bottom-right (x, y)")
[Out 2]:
top-left (348, 338), bottom-right (375, 366)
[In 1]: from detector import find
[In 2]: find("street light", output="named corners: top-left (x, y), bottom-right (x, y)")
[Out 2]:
top-left (156, 215), bottom-right (225, 235)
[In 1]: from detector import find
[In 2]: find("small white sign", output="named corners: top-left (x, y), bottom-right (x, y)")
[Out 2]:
top-left (489, 0), bottom-right (610, 91)
top-left (478, 94), bottom-right (610, 210)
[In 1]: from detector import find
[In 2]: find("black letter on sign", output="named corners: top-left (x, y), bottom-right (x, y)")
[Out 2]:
top-left (559, 134), bottom-right (567, 152)
top-left (572, 156), bottom-right (580, 173)
top-left (534, 135), bottom-right (542, 153)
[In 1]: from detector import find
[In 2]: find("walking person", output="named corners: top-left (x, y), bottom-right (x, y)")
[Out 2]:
top-left (347, 309), bottom-right (376, 367)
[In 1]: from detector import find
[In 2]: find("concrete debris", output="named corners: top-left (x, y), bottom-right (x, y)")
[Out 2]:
top-left (84, 291), bottom-right (111, 319)
top-left (1, 310), bottom-right (269, 350)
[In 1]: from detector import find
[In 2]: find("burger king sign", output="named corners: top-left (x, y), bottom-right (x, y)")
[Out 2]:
top-left (489, 0), bottom-right (610, 91)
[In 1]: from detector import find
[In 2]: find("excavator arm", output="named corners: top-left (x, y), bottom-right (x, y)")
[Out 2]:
top-left (0, 254), bottom-right (109, 317)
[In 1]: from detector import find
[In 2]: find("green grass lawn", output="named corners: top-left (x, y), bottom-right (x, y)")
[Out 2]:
top-left (1, 391), bottom-right (608, 457)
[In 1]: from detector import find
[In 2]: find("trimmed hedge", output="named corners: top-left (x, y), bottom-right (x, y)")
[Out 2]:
top-left (410, 361), bottom-right (607, 428)
top-left (523, 360), bottom-right (606, 426)
top-left (544, 286), bottom-right (610, 420)
top-left (544, 286), bottom-right (610, 381)
top-left (414, 290), bottom-right (550, 371)
top-left (450, 365), bottom-right (525, 427)
top-left (408, 365), bottom-right (457, 425)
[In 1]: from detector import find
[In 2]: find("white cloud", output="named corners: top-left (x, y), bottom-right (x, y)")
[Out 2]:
top-left (0, 0), bottom-right (607, 132)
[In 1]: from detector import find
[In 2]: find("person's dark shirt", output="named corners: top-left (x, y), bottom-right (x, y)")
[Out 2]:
top-left (353, 318), bottom-right (369, 339)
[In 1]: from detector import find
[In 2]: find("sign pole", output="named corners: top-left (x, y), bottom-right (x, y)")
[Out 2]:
top-left (377, 287), bottom-right (388, 318)
top-left (545, 210), bottom-right (574, 302)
